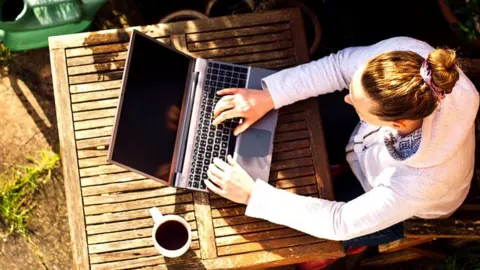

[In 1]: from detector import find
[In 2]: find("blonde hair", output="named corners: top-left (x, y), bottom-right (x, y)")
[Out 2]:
top-left (361, 48), bottom-right (459, 121)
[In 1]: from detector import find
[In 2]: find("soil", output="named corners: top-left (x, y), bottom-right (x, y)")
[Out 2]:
top-left (0, 49), bottom-right (72, 270)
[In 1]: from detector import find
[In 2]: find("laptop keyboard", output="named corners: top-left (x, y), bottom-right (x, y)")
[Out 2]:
top-left (188, 62), bottom-right (249, 190)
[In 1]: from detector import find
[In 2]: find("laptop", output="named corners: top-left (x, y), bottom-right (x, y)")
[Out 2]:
top-left (107, 30), bottom-right (278, 192)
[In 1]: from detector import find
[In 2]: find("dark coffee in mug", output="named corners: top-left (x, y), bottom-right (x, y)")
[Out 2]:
top-left (154, 220), bottom-right (189, 250)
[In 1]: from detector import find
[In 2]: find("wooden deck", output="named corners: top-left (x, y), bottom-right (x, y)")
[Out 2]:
top-left (49, 8), bottom-right (344, 269)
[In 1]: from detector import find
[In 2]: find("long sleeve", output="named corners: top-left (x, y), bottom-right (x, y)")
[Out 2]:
top-left (245, 173), bottom-right (444, 241)
top-left (261, 37), bottom-right (434, 109)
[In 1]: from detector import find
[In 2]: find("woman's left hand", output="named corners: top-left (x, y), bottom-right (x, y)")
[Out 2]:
top-left (205, 155), bottom-right (255, 205)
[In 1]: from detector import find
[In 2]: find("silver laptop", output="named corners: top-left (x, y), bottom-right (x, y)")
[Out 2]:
top-left (108, 30), bottom-right (278, 192)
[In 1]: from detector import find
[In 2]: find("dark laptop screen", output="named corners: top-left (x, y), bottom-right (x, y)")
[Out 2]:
top-left (111, 32), bottom-right (191, 180)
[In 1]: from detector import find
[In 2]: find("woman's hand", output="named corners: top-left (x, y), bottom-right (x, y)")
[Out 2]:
top-left (213, 88), bottom-right (275, 136)
top-left (205, 155), bottom-right (255, 205)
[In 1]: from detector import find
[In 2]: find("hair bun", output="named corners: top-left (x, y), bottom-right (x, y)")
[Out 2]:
top-left (427, 48), bottom-right (459, 94)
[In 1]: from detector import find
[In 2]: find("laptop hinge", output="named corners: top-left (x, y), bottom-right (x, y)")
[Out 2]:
top-left (172, 71), bottom-right (199, 185)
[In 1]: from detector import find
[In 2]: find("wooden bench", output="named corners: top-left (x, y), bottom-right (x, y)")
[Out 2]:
top-left (363, 58), bottom-right (480, 266)
top-left (49, 8), bottom-right (345, 269)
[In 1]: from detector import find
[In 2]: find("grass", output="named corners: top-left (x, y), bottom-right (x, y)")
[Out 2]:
top-left (0, 150), bottom-right (60, 240)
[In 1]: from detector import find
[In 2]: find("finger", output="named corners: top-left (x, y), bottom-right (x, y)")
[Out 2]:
top-left (209, 164), bottom-right (225, 178)
top-left (213, 99), bottom-right (235, 118)
top-left (233, 119), bottom-right (253, 136)
top-left (207, 169), bottom-right (226, 189)
top-left (205, 179), bottom-right (226, 195)
top-left (213, 157), bottom-right (231, 171)
top-left (227, 155), bottom-right (237, 166)
top-left (217, 88), bottom-right (240, 96)
top-left (212, 109), bottom-right (241, 126)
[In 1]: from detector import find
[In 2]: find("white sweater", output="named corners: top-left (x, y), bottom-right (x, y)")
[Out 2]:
top-left (245, 37), bottom-right (479, 241)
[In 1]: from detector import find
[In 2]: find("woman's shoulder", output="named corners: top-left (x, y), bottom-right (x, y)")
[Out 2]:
top-left (372, 36), bottom-right (434, 56)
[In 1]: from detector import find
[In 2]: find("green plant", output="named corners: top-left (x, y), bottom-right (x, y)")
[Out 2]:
top-left (447, 0), bottom-right (480, 41)
top-left (0, 42), bottom-right (12, 64)
top-left (0, 150), bottom-right (60, 240)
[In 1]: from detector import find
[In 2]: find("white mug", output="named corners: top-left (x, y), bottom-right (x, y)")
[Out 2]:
top-left (150, 207), bottom-right (192, 258)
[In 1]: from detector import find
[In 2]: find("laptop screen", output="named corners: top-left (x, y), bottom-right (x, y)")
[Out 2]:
top-left (110, 32), bottom-right (191, 180)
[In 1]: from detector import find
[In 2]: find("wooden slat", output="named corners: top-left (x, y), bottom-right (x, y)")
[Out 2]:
top-left (83, 193), bottom-right (193, 215)
top-left (81, 171), bottom-right (145, 186)
top-left (404, 218), bottom-right (480, 238)
top-left (65, 37), bottom-right (170, 58)
top-left (87, 221), bottom-right (198, 244)
top-left (187, 23), bottom-right (290, 42)
top-left (211, 206), bottom-right (246, 218)
top-left (83, 186), bottom-right (187, 205)
top-left (278, 103), bottom-right (305, 115)
top-left (73, 108), bottom-right (117, 121)
top-left (213, 49), bottom-right (295, 65)
top-left (180, 241), bottom-right (344, 270)
top-left (271, 157), bottom-right (313, 171)
top-left (69, 70), bottom-right (124, 85)
top-left (209, 198), bottom-right (238, 209)
top-left (71, 89), bottom-right (120, 103)
top-left (272, 148), bottom-right (311, 162)
top-left (90, 247), bottom-right (157, 264)
top-left (50, 9), bottom-right (293, 49)
top-left (70, 80), bottom-right (122, 93)
top-left (190, 40), bottom-right (293, 59)
top-left (75, 117), bottom-right (115, 131)
top-left (273, 139), bottom-right (310, 153)
top-left (188, 31), bottom-right (292, 51)
top-left (89, 248), bottom-right (200, 265)
top-left (305, 99), bottom-right (333, 200)
top-left (85, 204), bottom-right (195, 225)
top-left (78, 149), bottom-right (109, 159)
top-left (80, 164), bottom-right (125, 177)
top-left (67, 51), bottom-right (128, 67)
top-left (76, 136), bottom-right (110, 150)
top-left (217, 235), bottom-right (324, 256)
top-left (193, 192), bottom-right (217, 259)
top-left (273, 176), bottom-right (317, 189)
top-left (214, 221), bottom-right (284, 237)
top-left (89, 237), bottom-right (199, 254)
top-left (274, 130), bottom-right (309, 143)
top-left (75, 126), bottom-right (112, 139)
top-left (91, 251), bottom-right (201, 270)
top-left (278, 111), bottom-right (306, 123)
top-left (216, 227), bottom-right (304, 247)
top-left (284, 185), bottom-right (318, 196)
top-left (213, 215), bottom-right (261, 228)
top-left (82, 179), bottom-right (162, 196)
top-left (68, 60), bottom-right (125, 75)
top-left (72, 99), bottom-right (118, 112)
top-left (66, 42), bottom-right (129, 58)
top-left (50, 48), bottom-right (90, 268)
top-left (275, 120), bottom-right (307, 133)
top-left (269, 166), bottom-right (315, 181)
top-left (87, 212), bottom-right (195, 235)
top-left (78, 156), bottom-right (109, 168)
top-left (379, 238), bottom-right (434, 253)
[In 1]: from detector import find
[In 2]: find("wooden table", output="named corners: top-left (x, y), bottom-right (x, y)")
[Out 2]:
top-left (49, 8), bottom-right (344, 269)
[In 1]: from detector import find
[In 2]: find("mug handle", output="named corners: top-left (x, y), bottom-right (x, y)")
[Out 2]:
top-left (150, 207), bottom-right (164, 224)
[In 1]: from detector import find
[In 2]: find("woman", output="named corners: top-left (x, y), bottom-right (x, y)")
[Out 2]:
top-left (205, 37), bottom-right (479, 248)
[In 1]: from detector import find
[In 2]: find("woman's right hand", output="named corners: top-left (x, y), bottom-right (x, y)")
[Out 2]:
top-left (212, 88), bottom-right (275, 136)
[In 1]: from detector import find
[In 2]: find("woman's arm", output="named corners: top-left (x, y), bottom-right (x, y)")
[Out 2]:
top-left (263, 37), bottom-right (432, 109)
top-left (245, 175), bottom-right (437, 241)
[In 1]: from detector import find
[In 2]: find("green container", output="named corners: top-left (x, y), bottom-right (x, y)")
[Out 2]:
top-left (0, 0), bottom-right (106, 51)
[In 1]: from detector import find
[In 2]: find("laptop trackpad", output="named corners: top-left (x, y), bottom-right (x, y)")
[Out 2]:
top-left (236, 128), bottom-right (272, 182)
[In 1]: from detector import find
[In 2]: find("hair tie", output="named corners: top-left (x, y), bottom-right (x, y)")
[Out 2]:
top-left (420, 60), bottom-right (445, 100)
